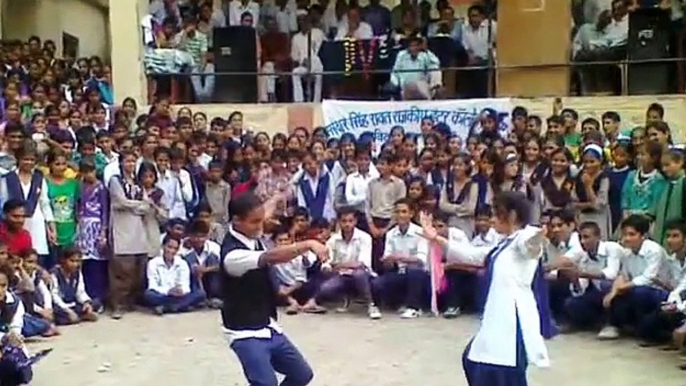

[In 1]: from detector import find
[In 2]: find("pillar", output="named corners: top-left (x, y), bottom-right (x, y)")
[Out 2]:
top-left (109, 0), bottom-right (147, 105)
top-left (496, 0), bottom-right (572, 97)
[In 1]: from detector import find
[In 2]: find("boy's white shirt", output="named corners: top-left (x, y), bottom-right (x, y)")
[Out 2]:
top-left (274, 250), bottom-right (313, 285)
top-left (470, 227), bottom-right (500, 248)
top-left (0, 292), bottom-right (24, 339)
top-left (29, 270), bottom-right (53, 312)
top-left (665, 252), bottom-right (686, 311)
top-left (51, 270), bottom-right (92, 310)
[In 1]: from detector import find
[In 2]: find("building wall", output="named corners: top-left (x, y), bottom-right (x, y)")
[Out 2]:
top-left (2, 0), bottom-right (109, 59)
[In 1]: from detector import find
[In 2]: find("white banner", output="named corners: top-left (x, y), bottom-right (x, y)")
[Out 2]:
top-left (322, 99), bottom-right (514, 144)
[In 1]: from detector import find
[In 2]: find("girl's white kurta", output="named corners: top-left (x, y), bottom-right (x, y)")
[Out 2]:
top-left (0, 176), bottom-right (54, 255)
top-left (447, 226), bottom-right (550, 368)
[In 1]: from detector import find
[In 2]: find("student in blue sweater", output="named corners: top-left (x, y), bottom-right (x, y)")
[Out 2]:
top-left (607, 142), bottom-right (632, 234)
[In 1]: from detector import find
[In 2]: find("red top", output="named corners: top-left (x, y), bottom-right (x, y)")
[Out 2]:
top-left (0, 221), bottom-right (33, 256)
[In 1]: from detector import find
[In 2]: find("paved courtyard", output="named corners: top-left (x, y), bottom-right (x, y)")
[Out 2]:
top-left (31, 309), bottom-right (685, 386)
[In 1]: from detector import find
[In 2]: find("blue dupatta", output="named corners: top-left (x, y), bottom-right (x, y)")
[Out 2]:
top-left (4, 171), bottom-right (43, 217)
top-left (298, 171), bottom-right (330, 219)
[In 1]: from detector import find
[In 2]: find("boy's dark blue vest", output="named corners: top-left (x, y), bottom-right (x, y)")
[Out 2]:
top-left (51, 267), bottom-right (79, 304)
top-left (219, 230), bottom-right (277, 330)
top-left (298, 172), bottom-right (330, 220)
top-left (4, 171), bottom-right (43, 217)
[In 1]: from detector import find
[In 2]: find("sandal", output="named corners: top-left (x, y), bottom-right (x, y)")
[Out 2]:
top-left (303, 305), bottom-right (327, 314)
top-left (286, 305), bottom-right (300, 315)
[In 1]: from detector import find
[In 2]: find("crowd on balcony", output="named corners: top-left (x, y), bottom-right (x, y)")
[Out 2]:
top-left (142, 0), bottom-right (497, 103)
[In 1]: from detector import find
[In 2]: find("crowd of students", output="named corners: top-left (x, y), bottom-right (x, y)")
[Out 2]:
top-left (0, 95), bottom-right (684, 383)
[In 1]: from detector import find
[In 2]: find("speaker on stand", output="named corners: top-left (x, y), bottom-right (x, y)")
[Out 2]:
top-left (213, 27), bottom-right (258, 103)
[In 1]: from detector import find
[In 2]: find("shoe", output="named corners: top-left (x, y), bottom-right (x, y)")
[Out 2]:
top-left (397, 306), bottom-right (408, 314)
top-left (443, 307), bottom-right (461, 319)
top-left (368, 305), bottom-right (382, 320)
top-left (597, 325), bottom-right (620, 340)
top-left (336, 298), bottom-right (351, 313)
top-left (153, 306), bottom-right (165, 316)
top-left (400, 308), bottom-right (422, 319)
top-left (208, 298), bottom-right (223, 309)
top-left (111, 308), bottom-right (124, 320)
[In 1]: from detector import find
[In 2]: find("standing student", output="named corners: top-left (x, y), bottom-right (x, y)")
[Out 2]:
top-left (419, 192), bottom-right (549, 386)
top-left (76, 159), bottom-right (109, 304)
top-left (154, 146), bottom-right (188, 221)
top-left (572, 144), bottom-right (611, 240)
top-left (607, 142), bottom-right (632, 233)
top-left (51, 247), bottom-right (99, 325)
top-left (344, 145), bottom-right (379, 231)
top-left (219, 192), bottom-right (329, 386)
top-left (319, 207), bottom-right (380, 319)
top-left (0, 145), bottom-right (55, 267)
top-left (295, 151), bottom-right (335, 222)
top-left (145, 236), bottom-right (206, 315)
top-left (439, 152), bottom-right (478, 236)
top-left (621, 141), bottom-right (666, 222)
top-left (204, 160), bottom-right (231, 227)
top-left (535, 147), bottom-right (575, 214)
top-left (108, 151), bottom-right (151, 319)
top-left (601, 215), bottom-right (668, 340)
top-left (46, 149), bottom-right (80, 259)
top-left (366, 154), bottom-right (407, 273)
top-left (373, 198), bottom-right (430, 319)
top-left (562, 222), bottom-right (623, 336)
top-left (651, 149), bottom-right (686, 246)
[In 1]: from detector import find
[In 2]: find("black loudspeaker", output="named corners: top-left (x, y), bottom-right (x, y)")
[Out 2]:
top-left (628, 8), bottom-right (671, 94)
top-left (213, 27), bottom-right (258, 103)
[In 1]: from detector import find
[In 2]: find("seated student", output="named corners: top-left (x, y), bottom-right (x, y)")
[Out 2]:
top-left (272, 226), bottom-right (326, 315)
top-left (470, 205), bottom-right (499, 248)
top-left (145, 236), bottom-right (206, 315)
top-left (0, 265), bottom-right (33, 386)
top-left (432, 211), bottom-right (478, 318)
top-left (179, 220), bottom-right (222, 308)
top-left (562, 222), bottom-right (623, 335)
top-left (160, 218), bottom-right (187, 247)
top-left (600, 214), bottom-right (669, 340)
top-left (318, 206), bottom-right (380, 319)
top-left (544, 209), bottom-right (582, 319)
top-left (372, 198), bottom-right (430, 319)
top-left (0, 200), bottom-right (33, 258)
top-left (51, 247), bottom-right (99, 325)
top-left (638, 221), bottom-right (686, 346)
top-left (11, 251), bottom-right (58, 338)
top-left (195, 202), bottom-right (226, 244)
top-left (291, 207), bottom-right (311, 241)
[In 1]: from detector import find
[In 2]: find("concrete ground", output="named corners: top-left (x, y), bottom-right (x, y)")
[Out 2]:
top-left (31, 309), bottom-right (686, 386)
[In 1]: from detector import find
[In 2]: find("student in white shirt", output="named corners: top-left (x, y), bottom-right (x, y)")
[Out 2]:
top-left (600, 215), bottom-right (668, 340)
top-left (470, 206), bottom-right (499, 248)
top-left (637, 221), bottom-right (686, 345)
top-left (334, 7), bottom-right (374, 40)
top-left (272, 226), bottom-right (326, 315)
top-left (319, 207), bottom-right (380, 319)
top-left (144, 236), bottom-right (206, 315)
top-left (178, 220), bottom-right (223, 306)
top-left (291, 11), bottom-right (326, 103)
top-left (372, 198), bottom-right (429, 319)
top-left (295, 151), bottom-right (336, 222)
top-left (544, 210), bottom-right (583, 318)
top-left (344, 146), bottom-right (379, 227)
top-left (433, 212), bottom-right (479, 318)
top-left (562, 222), bottom-right (623, 335)
top-left (51, 247), bottom-right (99, 325)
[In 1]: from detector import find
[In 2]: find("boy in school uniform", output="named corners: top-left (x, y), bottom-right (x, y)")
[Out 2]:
top-left (637, 220), bottom-right (686, 345)
top-left (145, 236), bottom-right (206, 315)
top-left (544, 210), bottom-right (583, 319)
top-left (204, 160), bottom-right (231, 228)
top-left (50, 247), bottom-right (99, 325)
top-left (600, 214), bottom-right (669, 340)
top-left (18, 250), bottom-right (59, 337)
top-left (319, 206), bottom-right (380, 319)
top-left (344, 145), bottom-right (379, 231)
top-left (0, 200), bottom-right (33, 257)
top-left (470, 205), bottom-right (499, 248)
top-left (433, 211), bottom-right (479, 318)
top-left (195, 202), bottom-right (227, 244)
top-left (562, 222), bottom-right (623, 336)
top-left (366, 154), bottom-right (407, 273)
top-left (295, 151), bottom-right (336, 222)
top-left (179, 220), bottom-right (223, 308)
top-left (372, 198), bottom-right (430, 319)
top-left (272, 226), bottom-right (326, 315)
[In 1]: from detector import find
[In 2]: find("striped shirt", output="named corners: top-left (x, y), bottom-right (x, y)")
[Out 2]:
top-left (176, 30), bottom-right (209, 67)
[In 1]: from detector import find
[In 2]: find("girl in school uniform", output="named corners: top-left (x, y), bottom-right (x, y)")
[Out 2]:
top-left (536, 147), bottom-right (575, 214)
top-left (76, 159), bottom-right (110, 305)
top-left (295, 151), bottom-right (336, 222)
top-left (620, 140), bottom-right (666, 222)
top-left (406, 176), bottom-right (427, 209)
top-left (572, 144), bottom-right (612, 240)
top-left (471, 149), bottom-right (497, 212)
top-left (419, 192), bottom-right (550, 386)
top-left (0, 146), bottom-right (55, 268)
top-left (651, 150), bottom-right (685, 247)
top-left (521, 138), bottom-right (547, 186)
top-left (439, 153), bottom-right (478, 237)
top-left (607, 142), bottom-right (632, 233)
